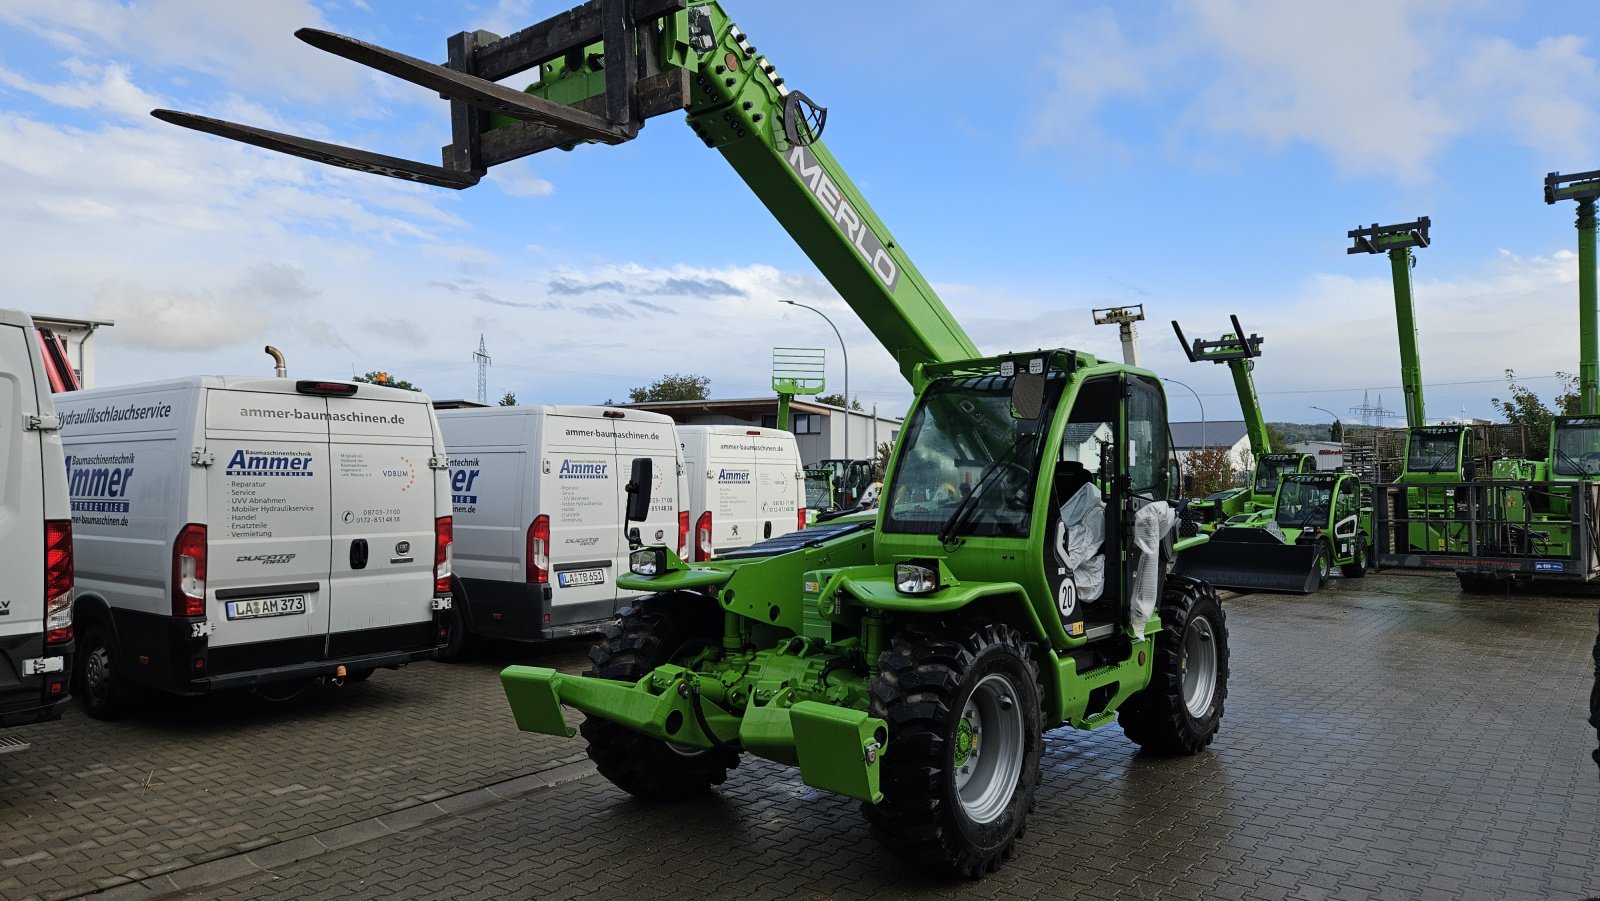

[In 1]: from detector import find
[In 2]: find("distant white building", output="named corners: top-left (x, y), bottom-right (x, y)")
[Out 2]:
top-left (624, 397), bottom-right (901, 465)
top-left (1169, 419), bottom-right (1253, 473)
top-left (1291, 440), bottom-right (1344, 471)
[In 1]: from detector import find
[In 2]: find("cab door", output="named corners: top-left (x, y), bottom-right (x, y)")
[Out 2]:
top-left (326, 394), bottom-right (437, 651)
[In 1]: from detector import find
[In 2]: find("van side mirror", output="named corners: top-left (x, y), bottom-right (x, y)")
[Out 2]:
top-left (624, 457), bottom-right (653, 524)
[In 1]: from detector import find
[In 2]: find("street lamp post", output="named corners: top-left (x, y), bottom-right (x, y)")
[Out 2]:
top-left (1163, 377), bottom-right (1205, 450)
top-left (780, 300), bottom-right (849, 458)
top-left (1310, 405), bottom-right (1342, 440)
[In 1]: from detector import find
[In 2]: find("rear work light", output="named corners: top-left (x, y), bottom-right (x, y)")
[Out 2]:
top-left (295, 380), bottom-right (358, 396)
top-left (44, 519), bottom-right (73, 644)
top-left (172, 523), bottom-right (207, 618)
top-left (527, 514), bottom-right (549, 584)
top-left (434, 516), bottom-right (453, 594)
top-left (694, 510), bottom-right (713, 562)
top-left (677, 510), bottom-right (690, 560)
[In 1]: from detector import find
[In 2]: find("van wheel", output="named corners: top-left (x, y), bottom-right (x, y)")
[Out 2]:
top-left (1119, 579), bottom-right (1229, 755)
top-left (579, 595), bottom-right (737, 801)
top-left (863, 620), bottom-right (1042, 878)
top-left (436, 587), bottom-right (474, 664)
top-left (76, 621), bottom-right (132, 721)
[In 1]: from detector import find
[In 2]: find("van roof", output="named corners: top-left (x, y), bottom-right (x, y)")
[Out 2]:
top-left (65, 376), bottom-right (432, 403)
top-left (677, 424), bottom-right (792, 439)
top-left (0, 308), bottom-right (38, 329)
top-left (436, 404), bottom-right (675, 423)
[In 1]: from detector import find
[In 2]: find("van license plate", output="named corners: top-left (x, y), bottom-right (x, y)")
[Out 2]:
top-left (226, 596), bottom-right (308, 620)
top-left (557, 569), bottom-right (605, 587)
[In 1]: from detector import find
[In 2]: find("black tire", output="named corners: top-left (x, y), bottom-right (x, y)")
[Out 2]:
top-left (1339, 535), bottom-right (1369, 579)
top-left (435, 585), bottom-right (474, 664)
top-left (579, 595), bottom-right (737, 801)
top-left (75, 620), bottom-right (131, 721)
top-left (1313, 544), bottom-right (1332, 586)
top-left (863, 621), bottom-right (1042, 878)
top-left (1120, 579), bottom-right (1229, 755)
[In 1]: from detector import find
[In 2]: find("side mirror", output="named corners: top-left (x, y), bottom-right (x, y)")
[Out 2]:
top-left (624, 457), bottom-right (653, 524)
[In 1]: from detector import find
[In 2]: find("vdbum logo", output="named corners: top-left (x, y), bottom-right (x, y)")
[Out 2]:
top-left (227, 450), bottom-right (314, 476)
top-left (559, 459), bottom-right (608, 480)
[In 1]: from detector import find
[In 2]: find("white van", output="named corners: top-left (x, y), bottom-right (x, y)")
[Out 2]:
top-left (678, 425), bottom-right (806, 558)
top-left (437, 405), bottom-right (686, 652)
top-left (0, 310), bottom-right (74, 741)
top-left (58, 376), bottom-right (454, 718)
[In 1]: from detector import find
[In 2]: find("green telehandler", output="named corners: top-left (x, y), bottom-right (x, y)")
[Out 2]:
top-left (154, 0), bottom-right (1230, 875)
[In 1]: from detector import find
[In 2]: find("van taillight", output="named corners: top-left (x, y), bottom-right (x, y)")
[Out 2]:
top-left (44, 519), bottom-right (73, 644)
top-left (527, 515), bottom-right (549, 583)
top-left (677, 510), bottom-right (690, 559)
top-left (295, 380), bottom-right (358, 396)
top-left (797, 508), bottom-right (808, 532)
top-left (172, 524), bottom-right (207, 618)
top-left (434, 516), bottom-right (453, 595)
top-left (694, 511), bottom-right (713, 562)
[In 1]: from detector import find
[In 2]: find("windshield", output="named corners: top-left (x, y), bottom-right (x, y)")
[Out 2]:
top-left (1552, 420), bottom-right (1600, 476)
top-left (1406, 431), bottom-right (1460, 473)
top-left (1275, 479), bottom-right (1334, 528)
top-left (1253, 455), bottom-right (1298, 494)
top-left (884, 376), bottom-right (1053, 538)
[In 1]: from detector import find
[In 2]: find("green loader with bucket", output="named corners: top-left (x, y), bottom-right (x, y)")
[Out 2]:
top-left (154, 0), bottom-right (1231, 875)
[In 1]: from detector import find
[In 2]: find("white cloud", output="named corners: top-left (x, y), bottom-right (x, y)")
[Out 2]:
top-left (1029, 9), bottom-right (1154, 156)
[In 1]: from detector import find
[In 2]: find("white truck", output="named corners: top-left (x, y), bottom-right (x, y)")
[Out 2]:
top-left (436, 405), bottom-right (687, 655)
top-left (58, 375), bottom-right (454, 717)
top-left (0, 310), bottom-right (75, 748)
top-left (677, 425), bottom-right (806, 559)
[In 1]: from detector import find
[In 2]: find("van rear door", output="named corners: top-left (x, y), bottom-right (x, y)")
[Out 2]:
top-left (708, 433), bottom-right (759, 553)
top-left (326, 394), bottom-right (438, 653)
top-left (0, 319), bottom-right (54, 714)
top-left (613, 415), bottom-right (683, 560)
top-left (541, 413), bottom-right (620, 617)
top-left (754, 434), bottom-right (803, 542)
top-left (204, 391), bottom-right (333, 655)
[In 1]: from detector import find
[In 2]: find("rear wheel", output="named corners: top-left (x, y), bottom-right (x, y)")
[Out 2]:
top-left (76, 621), bottom-right (131, 721)
top-left (579, 595), bottom-right (737, 801)
top-left (864, 621), bottom-right (1042, 878)
top-left (1339, 535), bottom-right (1369, 579)
top-left (435, 584), bottom-right (474, 663)
top-left (1120, 580), bottom-right (1229, 755)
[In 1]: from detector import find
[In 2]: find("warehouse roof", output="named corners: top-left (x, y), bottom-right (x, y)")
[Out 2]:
top-left (1170, 419), bottom-right (1249, 450)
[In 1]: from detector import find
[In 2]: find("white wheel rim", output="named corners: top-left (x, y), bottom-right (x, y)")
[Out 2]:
top-left (1182, 614), bottom-right (1218, 717)
top-left (953, 673), bottom-right (1026, 824)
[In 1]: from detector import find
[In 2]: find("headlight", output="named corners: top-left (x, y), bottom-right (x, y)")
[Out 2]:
top-left (894, 561), bottom-right (939, 595)
top-left (630, 548), bottom-right (665, 577)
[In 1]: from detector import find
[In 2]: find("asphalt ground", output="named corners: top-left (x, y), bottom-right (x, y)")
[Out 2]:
top-left (4, 570), bottom-right (1598, 900)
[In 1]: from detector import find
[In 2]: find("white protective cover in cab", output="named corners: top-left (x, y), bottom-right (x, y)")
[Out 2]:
top-left (441, 405), bottom-right (685, 610)
top-left (680, 425), bottom-right (804, 555)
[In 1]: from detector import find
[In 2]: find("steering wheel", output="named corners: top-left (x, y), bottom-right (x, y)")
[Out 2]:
top-left (1580, 452), bottom-right (1600, 474)
top-left (991, 462), bottom-right (1032, 509)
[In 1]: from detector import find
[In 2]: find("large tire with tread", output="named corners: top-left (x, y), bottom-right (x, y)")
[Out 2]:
top-left (864, 620), bottom-right (1042, 878)
top-left (1340, 535), bottom-right (1369, 579)
top-left (579, 595), bottom-right (737, 801)
top-left (75, 620), bottom-right (133, 721)
top-left (1120, 580), bottom-right (1229, 755)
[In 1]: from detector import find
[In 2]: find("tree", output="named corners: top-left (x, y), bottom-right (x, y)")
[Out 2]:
top-left (1329, 420), bottom-right (1344, 443)
top-left (352, 371), bottom-right (419, 391)
top-left (499, 391), bottom-right (517, 406)
top-left (1183, 445), bottom-right (1235, 498)
top-left (629, 373), bottom-right (710, 403)
top-left (872, 441), bottom-right (892, 481)
top-left (1492, 369), bottom-right (1578, 458)
top-left (817, 393), bottom-right (864, 411)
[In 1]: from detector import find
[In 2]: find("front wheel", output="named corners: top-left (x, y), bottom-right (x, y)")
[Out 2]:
top-left (579, 595), bottom-right (737, 801)
top-left (864, 621), bottom-right (1042, 878)
top-left (1120, 579), bottom-right (1229, 755)
top-left (1340, 536), bottom-right (1369, 579)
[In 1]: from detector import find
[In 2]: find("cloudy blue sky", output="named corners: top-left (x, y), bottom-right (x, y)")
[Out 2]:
top-left (2, 1), bottom-right (1597, 426)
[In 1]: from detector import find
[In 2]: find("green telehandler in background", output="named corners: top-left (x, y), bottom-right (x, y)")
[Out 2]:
top-left (155, 0), bottom-right (1231, 875)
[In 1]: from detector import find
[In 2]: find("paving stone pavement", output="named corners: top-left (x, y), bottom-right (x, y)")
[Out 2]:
top-left (0, 638), bottom-right (595, 900)
top-left (6, 572), bottom-right (1600, 900)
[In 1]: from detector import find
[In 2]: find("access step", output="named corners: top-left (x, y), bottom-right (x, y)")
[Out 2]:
top-left (0, 734), bottom-right (32, 756)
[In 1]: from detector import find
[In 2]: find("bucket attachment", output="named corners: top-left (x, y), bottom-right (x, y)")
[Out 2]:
top-left (1172, 527), bottom-right (1324, 594)
top-left (152, 0), bottom-right (691, 189)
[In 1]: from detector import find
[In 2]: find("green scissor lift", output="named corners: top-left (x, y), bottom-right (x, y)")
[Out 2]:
top-left (155, 0), bottom-right (1233, 874)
